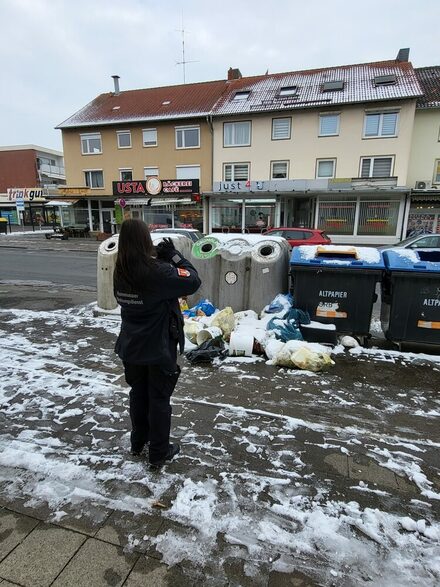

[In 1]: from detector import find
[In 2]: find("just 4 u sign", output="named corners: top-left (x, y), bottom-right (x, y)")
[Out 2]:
top-left (112, 179), bottom-right (200, 197)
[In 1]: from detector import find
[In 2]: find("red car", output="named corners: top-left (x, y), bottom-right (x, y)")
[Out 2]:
top-left (264, 227), bottom-right (331, 248)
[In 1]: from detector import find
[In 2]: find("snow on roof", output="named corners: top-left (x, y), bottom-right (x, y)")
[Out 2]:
top-left (214, 60), bottom-right (422, 116)
top-left (415, 66), bottom-right (440, 109)
top-left (57, 59), bottom-right (422, 129)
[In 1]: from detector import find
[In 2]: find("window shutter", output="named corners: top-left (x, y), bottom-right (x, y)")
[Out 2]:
top-left (372, 158), bottom-right (392, 177)
top-left (272, 118), bottom-right (290, 139)
top-left (224, 165), bottom-right (232, 181)
top-left (361, 159), bottom-right (371, 177)
top-left (319, 115), bottom-right (339, 136)
top-left (381, 113), bottom-right (397, 135)
top-left (272, 162), bottom-right (288, 178)
top-left (234, 164), bottom-right (249, 180)
top-left (365, 114), bottom-right (380, 136)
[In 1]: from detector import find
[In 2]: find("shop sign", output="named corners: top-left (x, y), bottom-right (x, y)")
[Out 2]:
top-left (112, 179), bottom-right (200, 197)
top-left (214, 179), bottom-right (329, 193)
top-left (58, 187), bottom-right (90, 195)
top-left (7, 187), bottom-right (47, 201)
top-left (15, 196), bottom-right (25, 211)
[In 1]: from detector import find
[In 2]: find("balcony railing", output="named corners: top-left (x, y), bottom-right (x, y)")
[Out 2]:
top-left (39, 163), bottom-right (66, 179)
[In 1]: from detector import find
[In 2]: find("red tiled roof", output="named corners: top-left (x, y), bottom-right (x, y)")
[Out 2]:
top-left (213, 60), bottom-right (423, 115)
top-left (57, 79), bottom-right (228, 128)
top-left (57, 60), bottom-right (423, 129)
top-left (415, 67), bottom-right (440, 108)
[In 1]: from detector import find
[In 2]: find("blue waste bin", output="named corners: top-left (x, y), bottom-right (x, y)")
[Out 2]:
top-left (291, 245), bottom-right (384, 338)
top-left (381, 248), bottom-right (440, 346)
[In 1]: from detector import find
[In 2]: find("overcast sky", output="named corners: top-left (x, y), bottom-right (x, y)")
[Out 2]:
top-left (1, 0), bottom-right (438, 152)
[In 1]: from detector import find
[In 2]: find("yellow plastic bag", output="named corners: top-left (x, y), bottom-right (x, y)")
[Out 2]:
top-left (211, 307), bottom-right (235, 341)
top-left (290, 347), bottom-right (334, 372)
top-left (183, 320), bottom-right (203, 344)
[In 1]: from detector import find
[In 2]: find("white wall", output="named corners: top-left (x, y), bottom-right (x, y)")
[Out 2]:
top-left (407, 109), bottom-right (440, 188)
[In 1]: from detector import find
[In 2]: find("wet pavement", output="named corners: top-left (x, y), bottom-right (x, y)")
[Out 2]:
top-left (0, 283), bottom-right (439, 586)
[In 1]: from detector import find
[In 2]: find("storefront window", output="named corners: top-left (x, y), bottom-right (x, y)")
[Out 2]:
top-left (406, 211), bottom-right (439, 237)
top-left (212, 200), bottom-right (242, 233)
top-left (174, 205), bottom-right (203, 232)
top-left (244, 200), bottom-right (276, 233)
top-left (62, 207), bottom-right (89, 226)
top-left (318, 197), bottom-right (356, 235)
top-left (357, 199), bottom-right (400, 236)
top-left (143, 206), bottom-right (173, 230)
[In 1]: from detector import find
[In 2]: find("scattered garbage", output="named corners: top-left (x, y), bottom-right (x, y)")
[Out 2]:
top-left (186, 337), bottom-right (228, 364)
top-left (340, 335), bottom-right (360, 348)
top-left (211, 307), bottom-right (235, 341)
top-left (182, 295), bottom-right (337, 372)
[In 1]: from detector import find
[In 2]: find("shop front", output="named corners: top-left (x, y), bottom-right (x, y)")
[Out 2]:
top-left (208, 180), bottom-right (408, 244)
top-left (407, 192), bottom-right (440, 237)
top-left (113, 178), bottom-right (202, 232)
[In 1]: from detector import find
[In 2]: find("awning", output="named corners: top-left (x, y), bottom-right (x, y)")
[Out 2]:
top-left (45, 199), bottom-right (79, 206)
top-left (411, 193), bottom-right (440, 202)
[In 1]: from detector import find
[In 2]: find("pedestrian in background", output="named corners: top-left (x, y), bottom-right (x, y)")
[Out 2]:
top-left (113, 219), bottom-right (201, 468)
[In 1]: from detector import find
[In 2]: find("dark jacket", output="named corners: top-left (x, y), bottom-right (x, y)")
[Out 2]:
top-left (114, 254), bottom-right (201, 371)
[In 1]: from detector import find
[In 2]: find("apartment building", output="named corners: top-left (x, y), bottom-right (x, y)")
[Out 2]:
top-left (0, 145), bottom-right (65, 224)
top-left (56, 77), bottom-right (227, 232)
top-left (406, 66), bottom-right (440, 238)
top-left (208, 51), bottom-right (422, 244)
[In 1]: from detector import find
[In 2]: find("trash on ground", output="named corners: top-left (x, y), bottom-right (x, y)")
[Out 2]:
top-left (340, 335), bottom-right (361, 348)
top-left (211, 307), bottom-right (235, 341)
top-left (270, 340), bottom-right (335, 372)
top-left (186, 337), bottom-right (228, 364)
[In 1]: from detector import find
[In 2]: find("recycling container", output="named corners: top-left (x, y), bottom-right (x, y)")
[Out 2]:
top-left (249, 238), bottom-right (290, 313)
top-left (151, 232), bottom-right (192, 260)
top-left (188, 236), bottom-right (222, 307)
top-left (218, 238), bottom-right (252, 311)
top-left (291, 245), bottom-right (385, 337)
top-left (97, 234), bottom-right (119, 310)
top-left (381, 248), bottom-right (440, 346)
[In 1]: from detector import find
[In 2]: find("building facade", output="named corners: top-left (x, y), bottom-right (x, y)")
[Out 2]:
top-left (57, 78), bottom-right (228, 232)
top-left (0, 145), bottom-right (65, 225)
top-left (406, 67), bottom-right (440, 238)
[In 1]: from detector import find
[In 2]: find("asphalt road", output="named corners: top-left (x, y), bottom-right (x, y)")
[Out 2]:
top-left (0, 248), bottom-right (97, 287)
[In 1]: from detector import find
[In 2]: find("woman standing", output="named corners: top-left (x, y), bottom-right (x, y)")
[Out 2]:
top-left (113, 219), bottom-right (201, 468)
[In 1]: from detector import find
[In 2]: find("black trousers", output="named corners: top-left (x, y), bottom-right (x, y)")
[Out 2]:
top-left (123, 346), bottom-right (180, 462)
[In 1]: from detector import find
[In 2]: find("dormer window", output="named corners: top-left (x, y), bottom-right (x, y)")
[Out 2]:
top-left (373, 74), bottom-right (397, 86)
top-left (322, 80), bottom-right (344, 92)
top-left (279, 86), bottom-right (298, 96)
top-left (233, 91), bottom-right (250, 101)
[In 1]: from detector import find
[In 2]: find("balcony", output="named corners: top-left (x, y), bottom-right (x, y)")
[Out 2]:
top-left (38, 163), bottom-right (66, 180)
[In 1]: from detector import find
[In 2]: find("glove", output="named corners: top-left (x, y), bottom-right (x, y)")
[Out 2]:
top-left (155, 238), bottom-right (180, 263)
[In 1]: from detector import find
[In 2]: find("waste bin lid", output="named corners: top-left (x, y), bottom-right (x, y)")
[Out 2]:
top-left (291, 244), bottom-right (385, 269)
top-left (383, 248), bottom-right (440, 273)
top-left (0, 217), bottom-right (7, 222)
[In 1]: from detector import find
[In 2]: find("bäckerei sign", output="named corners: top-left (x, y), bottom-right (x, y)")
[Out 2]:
top-left (112, 179), bottom-right (199, 197)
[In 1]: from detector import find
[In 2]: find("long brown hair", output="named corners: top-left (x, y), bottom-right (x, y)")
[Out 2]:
top-left (114, 219), bottom-right (156, 289)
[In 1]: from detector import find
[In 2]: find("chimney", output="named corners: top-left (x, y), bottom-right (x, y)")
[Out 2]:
top-left (112, 75), bottom-right (120, 95)
top-left (227, 67), bottom-right (242, 81)
top-left (396, 48), bottom-right (410, 62)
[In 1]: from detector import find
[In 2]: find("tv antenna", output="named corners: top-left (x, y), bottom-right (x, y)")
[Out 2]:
top-left (176, 14), bottom-right (198, 83)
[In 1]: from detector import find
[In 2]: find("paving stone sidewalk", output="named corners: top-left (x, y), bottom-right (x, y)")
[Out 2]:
top-left (0, 284), bottom-right (439, 586)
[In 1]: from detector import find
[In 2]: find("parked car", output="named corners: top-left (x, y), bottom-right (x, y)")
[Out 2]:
top-left (379, 233), bottom-right (440, 250)
top-left (150, 228), bottom-right (203, 242)
top-left (264, 227), bottom-right (331, 248)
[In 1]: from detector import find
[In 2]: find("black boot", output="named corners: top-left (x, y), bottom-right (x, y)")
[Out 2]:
top-left (149, 443), bottom-right (180, 469)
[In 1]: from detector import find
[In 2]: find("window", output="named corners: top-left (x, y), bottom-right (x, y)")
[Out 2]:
top-left (279, 86), bottom-right (298, 96)
top-left (316, 159), bottom-right (336, 178)
top-left (374, 74), bottom-right (397, 86)
top-left (410, 235), bottom-right (440, 248)
top-left (84, 170), bottom-right (104, 188)
top-left (357, 198), bottom-right (400, 236)
top-left (80, 133), bottom-right (102, 155)
top-left (224, 121), bottom-right (251, 147)
top-left (143, 128), bottom-right (157, 147)
top-left (272, 118), bottom-right (291, 140)
top-left (434, 160), bottom-right (440, 184)
top-left (144, 167), bottom-right (159, 178)
top-left (271, 161), bottom-right (289, 179)
top-left (360, 157), bottom-right (393, 178)
top-left (319, 114), bottom-right (340, 136)
top-left (176, 165), bottom-right (201, 180)
top-left (318, 196), bottom-right (357, 235)
top-left (175, 126), bottom-right (200, 149)
top-left (323, 81), bottom-right (344, 92)
top-left (364, 112), bottom-right (398, 137)
top-left (117, 131), bottom-right (131, 148)
top-left (119, 169), bottom-right (133, 181)
top-left (233, 91), bottom-right (250, 101)
top-left (224, 163), bottom-right (250, 181)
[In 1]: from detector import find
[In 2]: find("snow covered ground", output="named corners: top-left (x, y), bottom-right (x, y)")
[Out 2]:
top-left (1, 303), bottom-right (439, 586)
